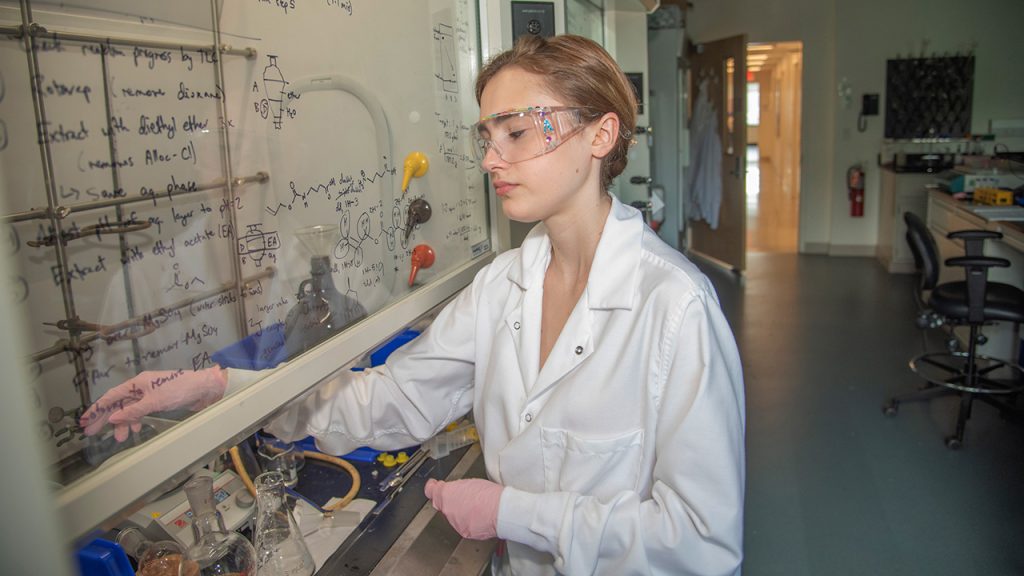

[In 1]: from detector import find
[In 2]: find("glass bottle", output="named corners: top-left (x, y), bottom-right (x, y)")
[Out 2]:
top-left (253, 471), bottom-right (315, 576)
top-left (114, 527), bottom-right (196, 576)
top-left (283, 254), bottom-right (367, 359)
top-left (181, 475), bottom-right (258, 576)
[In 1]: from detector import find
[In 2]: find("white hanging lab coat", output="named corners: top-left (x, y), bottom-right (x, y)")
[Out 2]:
top-left (261, 197), bottom-right (745, 575)
top-left (687, 78), bottom-right (723, 230)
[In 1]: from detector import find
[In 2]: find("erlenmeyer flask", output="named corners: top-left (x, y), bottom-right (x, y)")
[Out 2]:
top-left (114, 527), bottom-right (196, 576)
top-left (181, 475), bottom-right (258, 576)
top-left (253, 471), bottom-right (315, 576)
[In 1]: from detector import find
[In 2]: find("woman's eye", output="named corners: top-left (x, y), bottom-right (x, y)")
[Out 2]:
top-left (507, 129), bottom-right (526, 140)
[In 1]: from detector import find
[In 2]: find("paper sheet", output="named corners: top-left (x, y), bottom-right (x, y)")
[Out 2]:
top-left (293, 497), bottom-right (376, 571)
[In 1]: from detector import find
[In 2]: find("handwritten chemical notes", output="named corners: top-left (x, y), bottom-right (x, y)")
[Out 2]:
top-left (0, 0), bottom-right (488, 477)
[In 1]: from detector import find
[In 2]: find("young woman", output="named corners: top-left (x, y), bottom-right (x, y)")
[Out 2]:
top-left (83, 35), bottom-right (745, 575)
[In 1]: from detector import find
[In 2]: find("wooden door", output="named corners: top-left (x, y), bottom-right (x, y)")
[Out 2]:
top-left (687, 34), bottom-right (747, 272)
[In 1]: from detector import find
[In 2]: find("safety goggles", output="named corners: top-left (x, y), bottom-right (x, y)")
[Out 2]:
top-left (471, 106), bottom-right (598, 166)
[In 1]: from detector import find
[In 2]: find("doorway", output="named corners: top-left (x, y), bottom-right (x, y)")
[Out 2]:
top-left (746, 42), bottom-right (802, 253)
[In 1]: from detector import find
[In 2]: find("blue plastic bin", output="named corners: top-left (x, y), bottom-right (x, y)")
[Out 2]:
top-left (77, 538), bottom-right (133, 576)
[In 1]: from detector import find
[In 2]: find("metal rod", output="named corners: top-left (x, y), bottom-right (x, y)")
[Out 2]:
top-left (99, 45), bottom-right (143, 369)
top-left (210, 0), bottom-right (249, 340)
top-left (28, 267), bottom-right (277, 363)
top-left (19, 0), bottom-right (91, 407)
top-left (20, 22), bottom-right (256, 59)
top-left (3, 172), bottom-right (269, 223)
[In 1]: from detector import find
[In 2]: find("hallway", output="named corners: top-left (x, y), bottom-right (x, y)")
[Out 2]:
top-left (746, 145), bottom-right (799, 253)
top-left (700, 253), bottom-right (1024, 575)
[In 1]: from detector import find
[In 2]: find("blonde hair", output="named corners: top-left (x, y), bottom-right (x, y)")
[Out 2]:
top-left (475, 34), bottom-right (637, 191)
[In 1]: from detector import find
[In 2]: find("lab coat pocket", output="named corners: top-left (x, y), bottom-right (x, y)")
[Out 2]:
top-left (540, 427), bottom-right (644, 500)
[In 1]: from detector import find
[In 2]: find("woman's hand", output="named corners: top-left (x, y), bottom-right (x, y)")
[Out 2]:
top-left (79, 366), bottom-right (228, 442)
top-left (424, 478), bottom-right (503, 540)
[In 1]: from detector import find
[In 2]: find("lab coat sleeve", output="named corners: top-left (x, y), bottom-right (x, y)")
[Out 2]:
top-left (496, 290), bottom-right (745, 575)
top-left (261, 272), bottom-right (482, 455)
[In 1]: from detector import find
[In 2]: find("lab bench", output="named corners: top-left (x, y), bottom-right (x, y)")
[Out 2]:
top-left (926, 190), bottom-right (1024, 362)
top-left (305, 444), bottom-right (494, 576)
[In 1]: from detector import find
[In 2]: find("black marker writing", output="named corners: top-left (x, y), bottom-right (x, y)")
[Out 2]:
top-left (177, 82), bottom-right (223, 100)
top-left (33, 74), bottom-right (92, 103)
top-left (37, 120), bottom-right (89, 145)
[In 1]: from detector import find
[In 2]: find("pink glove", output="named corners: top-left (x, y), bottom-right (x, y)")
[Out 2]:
top-left (424, 478), bottom-right (503, 540)
top-left (79, 367), bottom-right (228, 442)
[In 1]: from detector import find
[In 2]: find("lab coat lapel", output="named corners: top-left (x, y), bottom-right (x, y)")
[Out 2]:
top-left (504, 223), bottom-right (550, 395)
top-left (505, 287), bottom-right (540, 395)
top-left (511, 198), bottom-right (642, 401)
top-left (530, 295), bottom-right (593, 399)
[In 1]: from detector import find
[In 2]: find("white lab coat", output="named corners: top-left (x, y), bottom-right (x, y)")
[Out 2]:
top-left (262, 196), bottom-right (746, 575)
top-left (687, 78), bottom-right (723, 229)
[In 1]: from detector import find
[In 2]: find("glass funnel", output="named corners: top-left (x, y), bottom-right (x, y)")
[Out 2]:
top-left (254, 471), bottom-right (315, 576)
top-left (294, 224), bottom-right (339, 257)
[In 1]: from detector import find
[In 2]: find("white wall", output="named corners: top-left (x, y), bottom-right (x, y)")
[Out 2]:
top-left (605, 9), bottom-right (652, 208)
top-left (830, 0), bottom-right (1024, 253)
top-left (686, 0), bottom-right (1024, 254)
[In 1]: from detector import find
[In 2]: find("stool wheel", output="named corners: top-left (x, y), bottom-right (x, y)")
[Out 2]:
top-left (882, 401), bottom-right (899, 417)
top-left (944, 436), bottom-right (962, 450)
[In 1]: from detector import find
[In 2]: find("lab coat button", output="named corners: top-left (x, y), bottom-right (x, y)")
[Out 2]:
top-left (524, 413), bottom-right (533, 422)
top-left (574, 345), bottom-right (583, 355)
top-left (513, 321), bottom-right (520, 330)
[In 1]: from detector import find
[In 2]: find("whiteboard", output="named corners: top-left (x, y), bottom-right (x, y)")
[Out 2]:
top-left (0, 0), bottom-right (488, 487)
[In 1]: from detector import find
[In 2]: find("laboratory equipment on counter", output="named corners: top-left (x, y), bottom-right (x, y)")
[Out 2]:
top-left (115, 527), bottom-right (196, 576)
top-left (255, 435), bottom-right (302, 488)
top-left (181, 474), bottom-right (258, 576)
top-left (284, 225), bottom-right (368, 359)
top-left (119, 469), bottom-right (254, 550)
top-left (378, 448), bottom-right (429, 492)
top-left (405, 198), bottom-right (432, 241)
top-left (254, 471), bottom-right (315, 576)
top-left (401, 151), bottom-right (430, 194)
top-left (408, 244), bottom-right (435, 286)
top-left (422, 422), bottom-right (479, 459)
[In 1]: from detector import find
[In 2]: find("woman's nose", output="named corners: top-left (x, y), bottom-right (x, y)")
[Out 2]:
top-left (480, 144), bottom-right (504, 171)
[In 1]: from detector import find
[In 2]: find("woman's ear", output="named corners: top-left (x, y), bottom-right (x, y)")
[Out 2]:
top-left (590, 112), bottom-right (620, 160)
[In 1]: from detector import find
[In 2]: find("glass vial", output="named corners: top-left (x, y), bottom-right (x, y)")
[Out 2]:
top-left (181, 475), bottom-right (258, 576)
top-left (254, 471), bottom-right (315, 576)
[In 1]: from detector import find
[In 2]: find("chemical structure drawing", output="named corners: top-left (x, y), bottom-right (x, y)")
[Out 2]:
top-left (254, 55), bottom-right (297, 129)
top-left (433, 23), bottom-right (459, 102)
top-left (332, 206), bottom-right (407, 268)
top-left (264, 160), bottom-right (397, 217)
top-left (166, 262), bottom-right (206, 292)
top-left (342, 276), bottom-right (362, 314)
top-left (237, 223), bottom-right (281, 267)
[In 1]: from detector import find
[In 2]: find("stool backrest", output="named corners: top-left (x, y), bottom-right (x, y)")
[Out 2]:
top-left (903, 212), bottom-right (940, 292)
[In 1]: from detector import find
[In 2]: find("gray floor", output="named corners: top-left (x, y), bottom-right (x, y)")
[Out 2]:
top-left (697, 252), bottom-right (1024, 576)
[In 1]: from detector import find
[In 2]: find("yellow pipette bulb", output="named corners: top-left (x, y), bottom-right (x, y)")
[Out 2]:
top-left (401, 151), bottom-right (429, 194)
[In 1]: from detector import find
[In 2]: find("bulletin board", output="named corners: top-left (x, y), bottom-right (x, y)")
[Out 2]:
top-left (0, 0), bottom-right (488, 484)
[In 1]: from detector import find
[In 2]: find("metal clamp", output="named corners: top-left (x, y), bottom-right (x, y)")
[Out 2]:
top-left (27, 220), bottom-right (151, 247)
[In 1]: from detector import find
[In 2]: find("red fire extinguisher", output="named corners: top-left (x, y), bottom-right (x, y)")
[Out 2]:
top-left (847, 165), bottom-right (865, 217)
